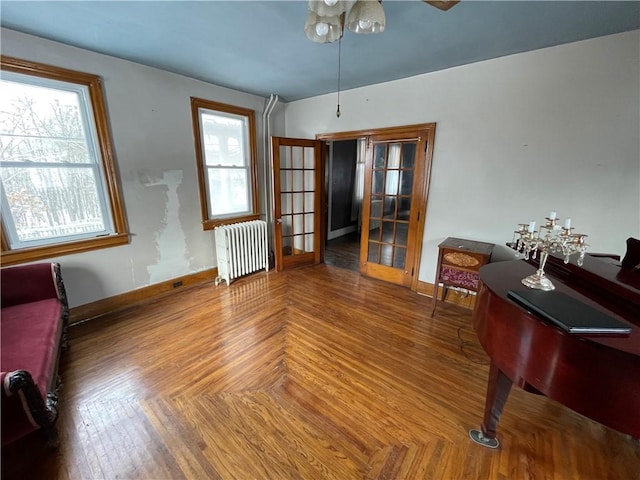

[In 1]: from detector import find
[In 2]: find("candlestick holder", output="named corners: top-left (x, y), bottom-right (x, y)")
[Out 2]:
top-left (512, 215), bottom-right (588, 291)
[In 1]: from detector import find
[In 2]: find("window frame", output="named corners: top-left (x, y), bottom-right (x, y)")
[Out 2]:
top-left (0, 55), bottom-right (129, 266)
top-left (190, 97), bottom-right (260, 230)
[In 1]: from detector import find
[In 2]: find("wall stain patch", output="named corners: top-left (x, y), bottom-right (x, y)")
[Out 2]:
top-left (146, 170), bottom-right (189, 284)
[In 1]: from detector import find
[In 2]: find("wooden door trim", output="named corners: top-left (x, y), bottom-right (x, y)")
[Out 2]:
top-left (317, 123), bottom-right (437, 292)
top-left (412, 125), bottom-right (436, 290)
top-left (272, 137), bottom-right (284, 271)
top-left (316, 123), bottom-right (435, 142)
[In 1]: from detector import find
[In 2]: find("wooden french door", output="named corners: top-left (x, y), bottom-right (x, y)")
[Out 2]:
top-left (272, 137), bottom-right (323, 271)
top-left (360, 127), bottom-right (434, 287)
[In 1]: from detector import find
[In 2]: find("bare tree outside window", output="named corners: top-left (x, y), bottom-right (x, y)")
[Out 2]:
top-left (0, 56), bottom-right (128, 265)
top-left (1, 77), bottom-right (110, 246)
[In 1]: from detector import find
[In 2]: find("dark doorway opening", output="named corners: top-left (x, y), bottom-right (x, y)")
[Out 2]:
top-left (325, 230), bottom-right (360, 271)
top-left (324, 139), bottom-right (362, 272)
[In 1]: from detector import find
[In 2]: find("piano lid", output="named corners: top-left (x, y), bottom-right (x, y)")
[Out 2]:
top-left (479, 259), bottom-right (640, 356)
top-left (523, 251), bottom-right (640, 326)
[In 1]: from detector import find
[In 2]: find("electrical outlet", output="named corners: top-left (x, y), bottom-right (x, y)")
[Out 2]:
top-left (172, 281), bottom-right (183, 288)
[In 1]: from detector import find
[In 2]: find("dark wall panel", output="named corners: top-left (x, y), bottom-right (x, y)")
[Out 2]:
top-left (330, 140), bottom-right (358, 232)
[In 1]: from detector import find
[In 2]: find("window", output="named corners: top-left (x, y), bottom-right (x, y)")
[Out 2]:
top-left (191, 97), bottom-right (259, 229)
top-left (0, 56), bottom-right (128, 265)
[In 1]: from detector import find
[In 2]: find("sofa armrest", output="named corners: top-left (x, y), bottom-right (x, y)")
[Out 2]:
top-left (1, 263), bottom-right (68, 309)
top-left (1, 370), bottom-right (59, 446)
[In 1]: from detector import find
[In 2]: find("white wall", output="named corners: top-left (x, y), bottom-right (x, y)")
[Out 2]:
top-left (3, 28), bottom-right (638, 303)
top-left (1, 28), bottom-right (285, 307)
top-left (284, 31), bottom-right (640, 284)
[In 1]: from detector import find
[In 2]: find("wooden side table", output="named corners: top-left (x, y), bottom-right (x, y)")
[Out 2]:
top-left (430, 237), bottom-right (494, 317)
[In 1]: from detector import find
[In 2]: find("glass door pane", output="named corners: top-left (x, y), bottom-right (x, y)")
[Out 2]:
top-left (280, 144), bottom-right (315, 256)
top-left (366, 142), bottom-right (416, 271)
top-left (272, 137), bottom-right (322, 271)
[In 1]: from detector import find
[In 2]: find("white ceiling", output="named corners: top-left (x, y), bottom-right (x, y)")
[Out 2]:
top-left (1, 1), bottom-right (639, 102)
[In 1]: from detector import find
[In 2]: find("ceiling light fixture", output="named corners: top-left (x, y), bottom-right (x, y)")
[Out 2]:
top-left (304, 0), bottom-right (459, 43)
top-left (304, 0), bottom-right (386, 119)
top-left (304, 0), bottom-right (384, 44)
top-left (304, 0), bottom-right (459, 118)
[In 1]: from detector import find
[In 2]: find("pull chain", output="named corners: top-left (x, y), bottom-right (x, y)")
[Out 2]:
top-left (336, 38), bottom-right (341, 118)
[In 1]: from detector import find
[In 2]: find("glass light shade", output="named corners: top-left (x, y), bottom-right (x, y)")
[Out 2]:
top-left (315, 22), bottom-right (329, 36)
top-left (304, 11), bottom-right (343, 43)
top-left (346, 0), bottom-right (385, 34)
top-left (308, 0), bottom-right (354, 17)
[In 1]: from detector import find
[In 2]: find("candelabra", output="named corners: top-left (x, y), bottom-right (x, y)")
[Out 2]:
top-left (512, 212), bottom-right (588, 291)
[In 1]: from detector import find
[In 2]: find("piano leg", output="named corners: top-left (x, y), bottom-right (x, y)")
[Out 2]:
top-left (469, 361), bottom-right (513, 449)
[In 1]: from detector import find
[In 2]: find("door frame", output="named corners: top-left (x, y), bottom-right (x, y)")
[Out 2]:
top-left (316, 123), bottom-right (436, 292)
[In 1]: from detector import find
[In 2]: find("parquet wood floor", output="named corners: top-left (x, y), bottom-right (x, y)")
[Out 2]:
top-left (2, 265), bottom-right (638, 479)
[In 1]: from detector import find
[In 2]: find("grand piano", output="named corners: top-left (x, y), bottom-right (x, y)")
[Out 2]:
top-left (469, 252), bottom-right (640, 448)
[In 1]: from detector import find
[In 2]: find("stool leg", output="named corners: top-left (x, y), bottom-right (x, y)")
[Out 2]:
top-left (430, 284), bottom-right (438, 317)
top-left (440, 285), bottom-right (447, 301)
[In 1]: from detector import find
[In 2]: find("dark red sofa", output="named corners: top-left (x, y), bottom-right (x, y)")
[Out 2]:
top-left (1, 262), bottom-right (69, 446)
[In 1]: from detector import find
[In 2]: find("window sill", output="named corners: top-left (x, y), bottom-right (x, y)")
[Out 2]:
top-left (1, 233), bottom-right (130, 266)
top-left (202, 214), bottom-right (261, 231)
